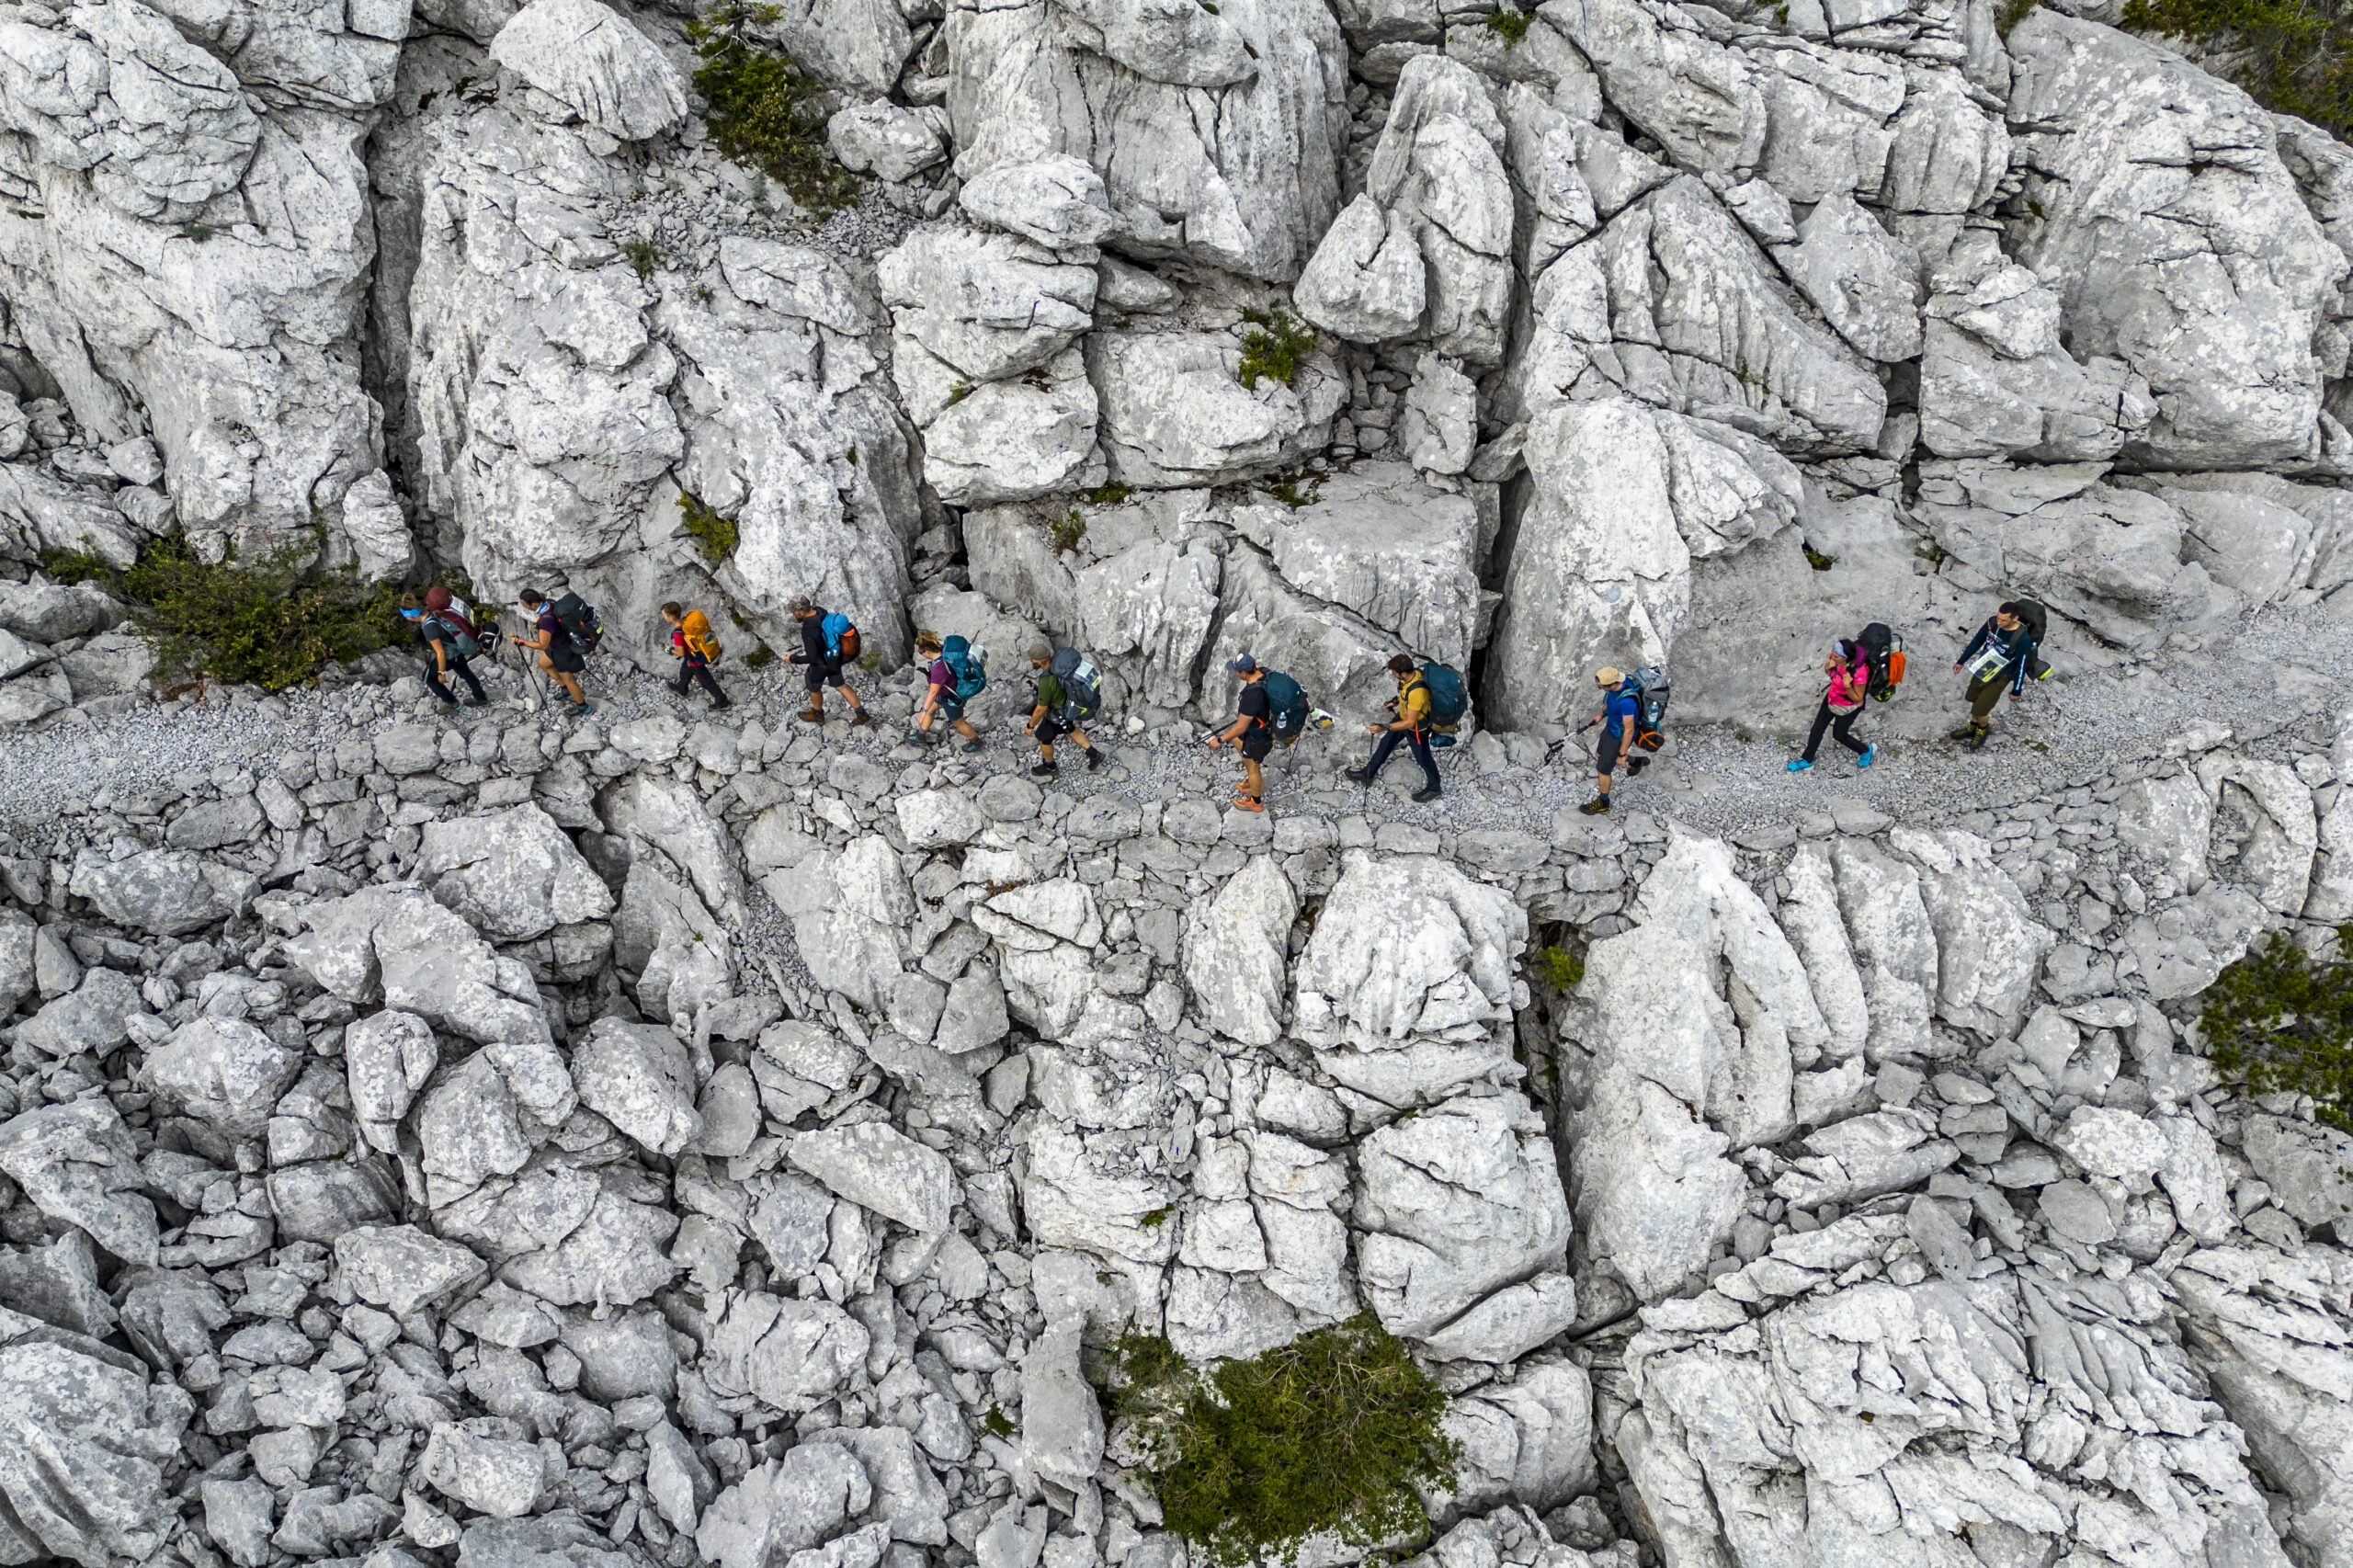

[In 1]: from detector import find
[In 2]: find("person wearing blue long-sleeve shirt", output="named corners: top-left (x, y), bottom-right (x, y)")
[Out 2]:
top-left (1949, 602), bottom-right (2037, 749)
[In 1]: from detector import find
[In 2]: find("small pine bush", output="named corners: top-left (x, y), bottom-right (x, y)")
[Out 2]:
top-left (1236, 307), bottom-right (1319, 391)
top-left (623, 236), bottom-right (660, 279)
top-left (2203, 925), bottom-right (2353, 1131)
top-left (678, 493), bottom-right (739, 563)
top-left (44, 532), bottom-right (406, 693)
top-left (1110, 1315), bottom-right (1458, 1565)
top-left (1050, 509), bottom-right (1087, 553)
top-left (687, 2), bottom-right (861, 214)
top-left (2121, 0), bottom-right (2353, 136)
top-left (1484, 7), bottom-right (1531, 44)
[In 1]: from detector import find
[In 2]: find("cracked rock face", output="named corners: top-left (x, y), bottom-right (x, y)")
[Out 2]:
top-left (0, 668), bottom-right (2347, 1568)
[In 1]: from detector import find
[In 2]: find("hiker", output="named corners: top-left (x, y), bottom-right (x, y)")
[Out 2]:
top-left (1577, 666), bottom-right (1645, 815)
top-left (662, 602), bottom-right (732, 710)
top-left (515, 589), bottom-right (593, 714)
top-left (914, 629), bottom-right (984, 753)
top-left (1206, 653), bottom-right (1274, 812)
top-left (401, 590), bottom-right (487, 709)
top-left (1024, 642), bottom-right (1105, 777)
top-left (1346, 653), bottom-right (1442, 803)
top-left (787, 596), bottom-right (870, 726)
top-left (1949, 600), bottom-right (2039, 749)
top-left (1787, 641), bottom-right (1876, 773)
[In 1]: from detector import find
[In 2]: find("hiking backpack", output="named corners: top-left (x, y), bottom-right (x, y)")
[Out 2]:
top-left (1857, 622), bottom-right (1906, 701)
top-left (426, 614), bottom-right (482, 661)
top-left (1624, 665), bottom-right (1671, 751)
top-left (2011, 598), bottom-right (2054, 681)
top-left (1048, 648), bottom-right (1101, 720)
top-left (1260, 669), bottom-right (1310, 738)
top-left (1416, 664), bottom-right (1468, 728)
top-left (942, 635), bottom-right (988, 701)
top-left (550, 592), bottom-right (602, 655)
top-left (820, 612), bottom-right (860, 664)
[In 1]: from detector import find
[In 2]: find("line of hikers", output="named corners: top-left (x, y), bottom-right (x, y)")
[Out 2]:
top-left (399, 583), bottom-right (2048, 812)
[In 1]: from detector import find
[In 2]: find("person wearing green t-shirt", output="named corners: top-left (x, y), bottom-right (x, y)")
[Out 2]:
top-left (1024, 642), bottom-right (1103, 778)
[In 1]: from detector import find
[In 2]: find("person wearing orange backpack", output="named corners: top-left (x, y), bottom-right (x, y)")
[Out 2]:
top-left (662, 602), bottom-right (732, 710)
top-left (1786, 640), bottom-right (1874, 772)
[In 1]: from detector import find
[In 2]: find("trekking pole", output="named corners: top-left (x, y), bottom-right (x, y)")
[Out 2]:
top-left (1544, 717), bottom-right (1598, 766)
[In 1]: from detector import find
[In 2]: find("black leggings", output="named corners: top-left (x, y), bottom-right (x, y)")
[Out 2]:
top-left (1802, 699), bottom-right (1867, 762)
top-left (426, 656), bottom-right (484, 704)
top-left (675, 656), bottom-right (728, 704)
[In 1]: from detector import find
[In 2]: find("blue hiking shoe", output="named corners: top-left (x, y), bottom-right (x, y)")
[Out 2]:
top-left (1857, 745), bottom-right (1875, 769)
top-left (1786, 758), bottom-right (1813, 773)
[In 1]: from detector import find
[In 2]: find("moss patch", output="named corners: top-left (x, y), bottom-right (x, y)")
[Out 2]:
top-left (2204, 925), bottom-right (2353, 1131)
top-left (1534, 946), bottom-right (1585, 991)
top-left (688, 2), bottom-right (861, 214)
top-left (1109, 1315), bottom-right (1457, 1566)
top-left (42, 532), bottom-right (410, 693)
top-left (1237, 307), bottom-right (1319, 391)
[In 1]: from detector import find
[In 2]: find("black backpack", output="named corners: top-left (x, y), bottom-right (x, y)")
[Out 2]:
top-left (551, 593), bottom-right (602, 656)
top-left (2010, 599), bottom-right (2052, 680)
top-left (1856, 622), bottom-right (1905, 701)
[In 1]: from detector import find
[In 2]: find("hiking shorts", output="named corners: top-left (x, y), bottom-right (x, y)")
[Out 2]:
top-left (1597, 730), bottom-right (1625, 775)
top-left (804, 662), bottom-right (847, 691)
top-left (1968, 675), bottom-right (2006, 721)
top-left (934, 693), bottom-right (966, 722)
top-left (1035, 714), bottom-right (1074, 745)
top-left (1240, 728), bottom-right (1272, 762)
top-left (542, 643), bottom-right (585, 675)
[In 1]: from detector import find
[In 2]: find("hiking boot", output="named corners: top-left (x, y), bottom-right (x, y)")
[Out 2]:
top-left (1947, 724), bottom-right (1979, 743)
top-left (1085, 747), bottom-right (1105, 772)
top-left (960, 741), bottom-right (983, 755)
top-left (798, 707), bottom-right (824, 724)
top-left (1030, 760), bottom-right (1059, 778)
top-left (1786, 758), bottom-right (1813, 773)
top-left (1625, 756), bottom-right (1649, 778)
top-left (573, 700), bottom-right (597, 716)
top-left (1343, 767), bottom-right (1375, 785)
top-left (1857, 745), bottom-right (1875, 769)
top-left (1233, 796), bottom-right (1265, 813)
top-left (849, 710), bottom-right (873, 727)
top-left (1578, 796), bottom-right (1611, 815)
top-left (464, 696), bottom-right (491, 708)
top-left (1966, 726), bottom-right (1990, 750)
top-left (1411, 786), bottom-right (1442, 804)
top-left (712, 698), bottom-right (733, 710)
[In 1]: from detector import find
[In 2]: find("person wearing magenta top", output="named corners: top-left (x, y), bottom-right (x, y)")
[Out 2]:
top-left (1787, 640), bottom-right (1875, 772)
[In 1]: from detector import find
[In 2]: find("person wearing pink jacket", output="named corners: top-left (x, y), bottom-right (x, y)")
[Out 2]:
top-left (1787, 641), bottom-right (1877, 772)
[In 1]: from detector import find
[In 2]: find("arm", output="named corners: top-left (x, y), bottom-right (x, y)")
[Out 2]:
top-left (427, 634), bottom-right (449, 675)
top-left (1955, 621), bottom-right (1988, 672)
top-left (2009, 631), bottom-right (2033, 696)
top-left (1210, 714), bottom-right (1249, 747)
top-left (920, 680), bottom-right (945, 716)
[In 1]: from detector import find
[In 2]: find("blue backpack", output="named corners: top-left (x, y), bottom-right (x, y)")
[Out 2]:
top-left (1261, 669), bottom-right (1309, 737)
top-left (1417, 663), bottom-right (1468, 727)
top-left (820, 612), bottom-right (858, 663)
top-left (942, 635), bottom-right (987, 701)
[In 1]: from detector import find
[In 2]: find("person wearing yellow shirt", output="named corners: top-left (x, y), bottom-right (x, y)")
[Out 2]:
top-left (1343, 653), bottom-right (1442, 802)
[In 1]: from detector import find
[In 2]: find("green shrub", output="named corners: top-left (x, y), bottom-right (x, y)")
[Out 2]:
top-left (687, 2), bottom-right (861, 214)
top-left (1085, 483), bottom-right (1134, 506)
top-left (982, 1405), bottom-right (1017, 1438)
top-left (678, 492), bottom-right (739, 563)
top-left (1996, 0), bottom-right (2036, 32)
top-left (43, 532), bottom-right (405, 693)
top-left (623, 236), bottom-right (660, 279)
top-left (2202, 925), bottom-right (2353, 1131)
top-left (1109, 1315), bottom-right (1458, 1566)
top-left (1483, 6), bottom-right (1531, 44)
top-left (1237, 307), bottom-right (1319, 391)
top-left (743, 645), bottom-right (777, 668)
top-left (1802, 543), bottom-right (1837, 571)
top-left (2122, 0), bottom-right (2353, 135)
top-left (1051, 509), bottom-right (1087, 554)
top-left (1534, 946), bottom-right (1585, 991)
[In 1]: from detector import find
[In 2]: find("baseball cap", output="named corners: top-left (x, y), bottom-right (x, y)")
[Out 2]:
top-left (786, 596), bottom-right (813, 615)
top-left (1226, 653), bottom-right (1258, 674)
top-left (1027, 642), bottom-right (1052, 662)
top-left (1595, 666), bottom-right (1622, 686)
